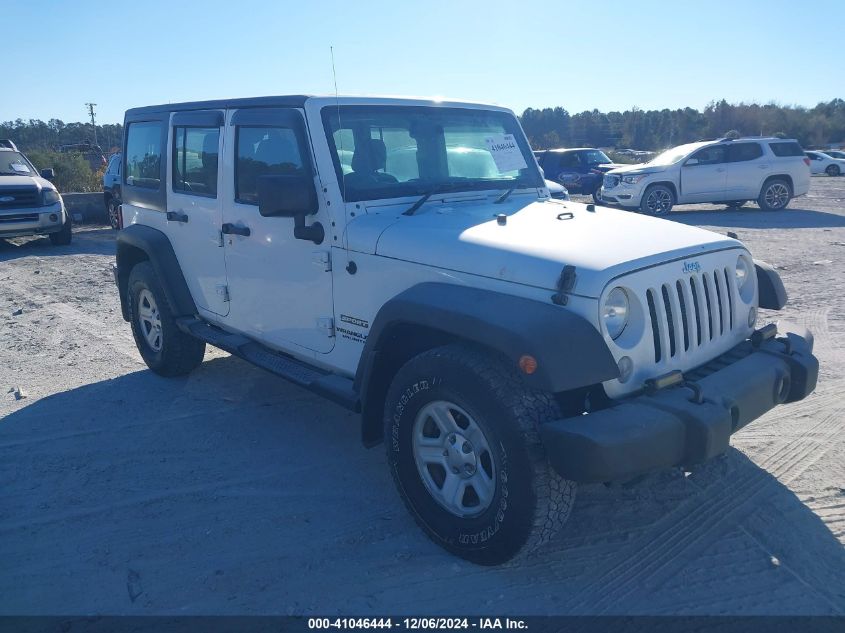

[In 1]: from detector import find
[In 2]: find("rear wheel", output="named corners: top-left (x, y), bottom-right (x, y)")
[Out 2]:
top-left (640, 184), bottom-right (674, 215)
top-left (826, 164), bottom-right (841, 177)
top-left (758, 178), bottom-right (792, 211)
top-left (128, 261), bottom-right (205, 376)
top-left (592, 187), bottom-right (602, 204)
top-left (384, 344), bottom-right (575, 565)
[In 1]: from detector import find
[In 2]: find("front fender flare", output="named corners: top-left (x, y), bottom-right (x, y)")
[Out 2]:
top-left (355, 282), bottom-right (619, 398)
top-left (754, 259), bottom-right (787, 310)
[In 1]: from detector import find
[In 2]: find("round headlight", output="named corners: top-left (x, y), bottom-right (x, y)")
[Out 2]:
top-left (603, 287), bottom-right (629, 340)
top-left (736, 255), bottom-right (754, 299)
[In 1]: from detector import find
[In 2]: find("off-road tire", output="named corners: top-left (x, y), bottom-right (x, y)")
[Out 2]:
top-left (128, 261), bottom-right (205, 376)
top-left (384, 344), bottom-right (575, 565)
top-left (639, 184), bottom-right (675, 215)
top-left (49, 215), bottom-right (72, 246)
top-left (826, 164), bottom-right (841, 177)
top-left (758, 178), bottom-right (792, 211)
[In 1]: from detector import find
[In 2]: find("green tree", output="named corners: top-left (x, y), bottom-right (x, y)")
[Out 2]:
top-left (26, 150), bottom-right (102, 193)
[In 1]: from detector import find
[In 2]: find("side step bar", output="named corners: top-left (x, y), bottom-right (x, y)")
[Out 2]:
top-left (176, 317), bottom-right (360, 412)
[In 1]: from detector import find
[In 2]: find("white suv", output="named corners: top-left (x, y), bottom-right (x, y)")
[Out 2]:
top-left (114, 97), bottom-right (817, 564)
top-left (600, 137), bottom-right (810, 214)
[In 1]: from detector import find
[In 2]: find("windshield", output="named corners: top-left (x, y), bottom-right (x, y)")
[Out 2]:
top-left (0, 151), bottom-right (36, 176)
top-left (322, 106), bottom-right (543, 202)
top-left (648, 143), bottom-right (703, 166)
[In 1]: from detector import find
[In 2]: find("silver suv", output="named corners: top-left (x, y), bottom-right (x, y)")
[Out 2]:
top-left (600, 137), bottom-right (811, 214)
top-left (0, 140), bottom-right (72, 245)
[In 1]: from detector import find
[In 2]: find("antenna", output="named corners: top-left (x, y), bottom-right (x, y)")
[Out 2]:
top-left (330, 47), bottom-right (346, 202)
top-left (330, 46), bottom-right (352, 264)
top-left (85, 102), bottom-right (98, 146)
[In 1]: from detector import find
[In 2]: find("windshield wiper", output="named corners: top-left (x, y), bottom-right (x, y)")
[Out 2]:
top-left (494, 180), bottom-right (530, 204)
top-left (403, 183), bottom-right (460, 216)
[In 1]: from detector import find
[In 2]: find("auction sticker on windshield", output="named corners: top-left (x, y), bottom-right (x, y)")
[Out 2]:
top-left (485, 134), bottom-right (527, 173)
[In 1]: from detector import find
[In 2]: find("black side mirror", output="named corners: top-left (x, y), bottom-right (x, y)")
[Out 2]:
top-left (41, 168), bottom-right (55, 180)
top-left (257, 174), bottom-right (318, 218)
top-left (257, 173), bottom-right (324, 244)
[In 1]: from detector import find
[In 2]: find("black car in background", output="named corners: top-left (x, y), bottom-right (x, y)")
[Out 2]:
top-left (534, 147), bottom-right (621, 204)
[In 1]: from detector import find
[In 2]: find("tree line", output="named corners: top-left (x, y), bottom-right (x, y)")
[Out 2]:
top-left (521, 99), bottom-right (845, 151)
top-left (3, 98), bottom-right (844, 160)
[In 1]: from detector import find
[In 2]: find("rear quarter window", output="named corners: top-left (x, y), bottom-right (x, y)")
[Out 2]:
top-left (769, 142), bottom-right (805, 157)
top-left (125, 121), bottom-right (163, 189)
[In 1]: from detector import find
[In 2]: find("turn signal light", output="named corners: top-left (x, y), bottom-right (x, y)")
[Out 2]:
top-left (519, 355), bottom-right (538, 375)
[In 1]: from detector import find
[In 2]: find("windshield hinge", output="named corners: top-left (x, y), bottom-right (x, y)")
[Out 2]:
top-left (551, 265), bottom-right (577, 306)
top-left (313, 251), bottom-right (332, 272)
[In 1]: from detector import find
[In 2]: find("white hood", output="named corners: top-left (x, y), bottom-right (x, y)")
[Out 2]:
top-left (0, 174), bottom-right (53, 190)
top-left (349, 197), bottom-right (739, 298)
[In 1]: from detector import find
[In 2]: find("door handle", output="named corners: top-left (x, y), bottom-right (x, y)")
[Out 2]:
top-left (758, 164), bottom-right (770, 169)
top-left (716, 167), bottom-right (726, 172)
top-left (221, 223), bottom-right (251, 237)
top-left (166, 211), bottom-right (189, 223)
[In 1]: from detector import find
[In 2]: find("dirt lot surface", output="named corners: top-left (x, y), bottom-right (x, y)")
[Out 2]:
top-left (2, 178), bottom-right (844, 615)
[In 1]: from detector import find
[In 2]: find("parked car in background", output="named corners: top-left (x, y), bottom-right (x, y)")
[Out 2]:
top-left (59, 141), bottom-right (107, 171)
top-left (805, 151), bottom-right (844, 176)
top-left (823, 150), bottom-right (845, 159)
top-left (103, 152), bottom-right (122, 228)
top-left (600, 137), bottom-right (810, 214)
top-left (545, 179), bottom-right (570, 200)
top-left (534, 148), bottom-right (620, 203)
top-left (0, 141), bottom-right (72, 245)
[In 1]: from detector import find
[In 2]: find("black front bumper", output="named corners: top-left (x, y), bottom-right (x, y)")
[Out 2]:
top-left (541, 323), bottom-right (819, 483)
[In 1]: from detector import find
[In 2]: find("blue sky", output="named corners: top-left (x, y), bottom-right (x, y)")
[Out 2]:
top-left (3, 0), bottom-right (841, 124)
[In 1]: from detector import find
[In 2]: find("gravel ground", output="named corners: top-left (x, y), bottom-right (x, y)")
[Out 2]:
top-left (1, 178), bottom-right (844, 615)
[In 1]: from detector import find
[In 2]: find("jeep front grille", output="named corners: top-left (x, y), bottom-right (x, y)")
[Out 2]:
top-left (0, 187), bottom-right (40, 209)
top-left (645, 267), bottom-right (736, 363)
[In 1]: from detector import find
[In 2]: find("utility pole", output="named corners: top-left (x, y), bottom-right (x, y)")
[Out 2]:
top-left (85, 102), bottom-right (98, 146)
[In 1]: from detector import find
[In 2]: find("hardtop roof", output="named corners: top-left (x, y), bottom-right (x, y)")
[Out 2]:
top-left (124, 95), bottom-right (509, 119)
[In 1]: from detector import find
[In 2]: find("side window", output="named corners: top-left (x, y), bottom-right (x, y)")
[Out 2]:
top-left (172, 127), bottom-right (220, 197)
top-left (235, 126), bottom-right (305, 205)
top-left (689, 145), bottom-right (726, 165)
top-left (558, 153), bottom-right (580, 169)
top-left (125, 121), bottom-right (162, 189)
top-left (769, 142), bottom-right (804, 157)
top-left (728, 143), bottom-right (763, 162)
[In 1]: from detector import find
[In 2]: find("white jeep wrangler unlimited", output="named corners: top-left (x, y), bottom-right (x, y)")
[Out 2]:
top-left (114, 96), bottom-right (818, 565)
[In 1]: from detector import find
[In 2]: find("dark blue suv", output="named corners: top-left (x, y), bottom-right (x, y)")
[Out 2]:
top-left (534, 148), bottom-right (619, 204)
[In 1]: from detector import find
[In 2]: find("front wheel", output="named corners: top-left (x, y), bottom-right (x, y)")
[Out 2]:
top-left (758, 179), bottom-right (792, 211)
top-left (384, 344), bottom-right (575, 565)
top-left (49, 214), bottom-right (72, 246)
top-left (128, 261), bottom-right (206, 376)
top-left (640, 184), bottom-right (675, 215)
top-left (107, 197), bottom-right (121, 229)
top-left (826, 164), bottom-right (841, 177)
